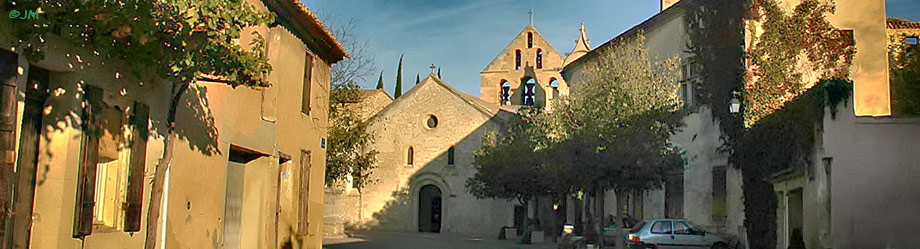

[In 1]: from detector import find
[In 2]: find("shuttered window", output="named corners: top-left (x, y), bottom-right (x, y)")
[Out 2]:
top-left (123, 102), bottom-right (149, 232)
top-left (74, 85), bottom-right (104, 237)
top-left (297, 151), bottom-right (312, 235)
top-left (73, 85), bottom-right (149, 236)
top-left (302, 53), bottom-right (313, 115)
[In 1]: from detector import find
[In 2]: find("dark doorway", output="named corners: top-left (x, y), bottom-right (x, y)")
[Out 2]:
top-left (418, 185), bottom-right (442, 233)
top-left (9, 65), bottom-right (49, 248)
top-left (513, 205), bottom-right (525, 235)
top-left (665, 171), bottom-right (683, 218)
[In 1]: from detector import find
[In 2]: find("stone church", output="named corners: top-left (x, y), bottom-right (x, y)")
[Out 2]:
top-left (324, 24), bottom-right (591, 236)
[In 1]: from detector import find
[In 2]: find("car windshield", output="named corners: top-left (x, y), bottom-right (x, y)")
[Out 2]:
top-left (630, 221), bottom-right (647, 233)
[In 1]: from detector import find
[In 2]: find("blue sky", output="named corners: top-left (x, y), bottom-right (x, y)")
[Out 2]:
top-left (305, 0), bottom-right (920, 98)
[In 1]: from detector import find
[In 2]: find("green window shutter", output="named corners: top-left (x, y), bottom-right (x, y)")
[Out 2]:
top-left (123, 102), bottom-right (149, 232)
top-left (73, 85), bottom-right (103, 238)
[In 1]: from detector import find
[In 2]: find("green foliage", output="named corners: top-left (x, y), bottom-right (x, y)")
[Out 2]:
top-left (326, 84), bottom-right (378, 189)
top-left (325, 18), bottom-right (378, 189)
top-left (890, 41), bottom-right (920, 116)
top-left (729, 1), bottom-right (856, 247)
top-left (745, 0), bottom-right (855, 127)
top-left (8, 0), bottom-right (274, 89)
top-left (683, 0), bottom-right (746, 149)
top-left (466, 110), bottom-right (551, 204)
top-left (544, 34), bottom-right (683, 193)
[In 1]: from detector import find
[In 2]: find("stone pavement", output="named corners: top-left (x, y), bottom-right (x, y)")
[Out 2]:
top-left (323, 230), bottom-right (558, 249)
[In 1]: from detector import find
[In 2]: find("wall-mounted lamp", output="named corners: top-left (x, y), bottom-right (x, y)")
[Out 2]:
top-left (729, 90), bottom-right (742, 115)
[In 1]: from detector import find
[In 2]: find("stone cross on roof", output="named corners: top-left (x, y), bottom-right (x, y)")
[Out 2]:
top-left (430, 64), bottom-right (436, 74)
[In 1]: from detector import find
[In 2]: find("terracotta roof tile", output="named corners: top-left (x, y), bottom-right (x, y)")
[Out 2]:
top-left (887, 17), bottom-right (920, 30)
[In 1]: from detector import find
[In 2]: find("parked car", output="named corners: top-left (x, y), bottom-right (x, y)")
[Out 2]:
top-left (626, 219), bottom-right (729, 249)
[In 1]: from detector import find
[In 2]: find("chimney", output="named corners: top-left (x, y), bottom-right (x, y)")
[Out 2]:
top-left (661, 0), bottom-right (679, 11)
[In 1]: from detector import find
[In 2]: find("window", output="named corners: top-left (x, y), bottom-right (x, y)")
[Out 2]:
top-left (500, 81), bottom-right (511, 105)
top-left (675, 221), bottom-right (702, 235)
top-left (905, 37), bottom-right (918, 45)
top-left (447, 146), bottom-right (455, 165)
top-left (650, 221), bottom-right (672, 234)
top-left (92, 94), bottom-right (133, 230)
top-left (536, 49), bottom-right (543, 69)
top-left (673, 221), bottom-right (692, 234)
top-left (73, 85), bottom-right (149, 236)
top-left (515, 50), bottom-right (522, 70)
top-left (302, 53), bottom-right (314, 115)
top-left (680, 62), bottom-right (699, 108)
top-left (522, 78), bottom-right (536, 106)
top-left (527, 32), bottom-right (533, 48)
top-left (549, 78), bottom-right (559, 99)
top-left (407, 147), bottom-right (414, 166)
top-left (297, 151), bottom-right (312, 235)
top-left (427, 115), bottom-right (438, 128)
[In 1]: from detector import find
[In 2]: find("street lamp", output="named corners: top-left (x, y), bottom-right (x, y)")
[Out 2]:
top-left (729, 90), bottom-right (741, 114)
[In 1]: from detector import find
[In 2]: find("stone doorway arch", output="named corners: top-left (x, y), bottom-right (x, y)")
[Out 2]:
top-left (417, 184), bottom-right (442, 233)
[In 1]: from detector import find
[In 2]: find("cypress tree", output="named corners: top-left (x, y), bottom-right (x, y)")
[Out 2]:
top-left (394, 54), bottom-right (403, 98)
top-left (376, 70), bottom-right (384, 90)
top-left (416, 73), bottom-right (420, 84)
top-left (437, 67), bottom-right (441, 78)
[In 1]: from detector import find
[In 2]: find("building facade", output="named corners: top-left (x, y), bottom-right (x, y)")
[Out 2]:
top-left (562, 0), bottom-right (746, 244)
top-left (325, 24), bottom-right (589, 237)
top-left (0, 1), bottom-right (346, 248)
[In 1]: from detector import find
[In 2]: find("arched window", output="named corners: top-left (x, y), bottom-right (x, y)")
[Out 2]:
top-left (549, 78), bottom-right (559, 99)
top-left (447, 146), bottom-right (455, 165)
top-left (527, 32), bottom-right (533, 48)
top-left (515, 50), bottom-right (522, 70)
top-left (407, 147), bottom-right (414, 166)
top-left (536, 49), bottom-right (543, 69)
top-left (522, 78), bottom-right (536, 106)
top-left (500, 80), bottom-right (511, 106)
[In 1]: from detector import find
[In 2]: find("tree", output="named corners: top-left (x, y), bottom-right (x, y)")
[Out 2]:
top-left (325, 17), bottom-right (379, 189)
top-left (394, 54), bottom-right (403, 98)
top-left (376, 71), bottom-right (384, 89)
top-left (545, 34), bottom-right (683, 249)
top-left (416, 73), bottom-right (420, 84)
top-left (889, 32), bottom-right (920, 116)
top-left (466, 109), bottom-right (552, 244)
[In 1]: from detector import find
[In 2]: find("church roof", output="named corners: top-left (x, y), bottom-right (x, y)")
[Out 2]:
top-left (368, 73), bottom-right (513, 123)
top-left (563, 22), bottom-right (591, 67)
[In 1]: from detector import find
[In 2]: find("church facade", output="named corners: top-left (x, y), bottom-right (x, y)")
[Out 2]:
top-left (325, 24), bottom-right (586, 236)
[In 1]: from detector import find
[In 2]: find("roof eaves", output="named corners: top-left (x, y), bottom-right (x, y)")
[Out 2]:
top-left (262, 0), bottom-right (349, 63)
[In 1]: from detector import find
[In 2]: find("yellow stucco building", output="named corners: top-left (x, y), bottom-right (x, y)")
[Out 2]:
top-left (0, 1), bottom-right (346, 249)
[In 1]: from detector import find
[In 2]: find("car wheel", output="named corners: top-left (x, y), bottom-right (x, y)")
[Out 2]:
top-left (711, 242), bottom-right (728, 249)
top-left (645, 244), bottom-right (657, 249)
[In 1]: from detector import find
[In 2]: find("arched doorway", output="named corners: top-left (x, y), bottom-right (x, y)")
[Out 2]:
top-left (418, 184), bottom-right (442, 233)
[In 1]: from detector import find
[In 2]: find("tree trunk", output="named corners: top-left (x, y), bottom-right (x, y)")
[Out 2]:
top-left (520, 198), bottom-right (531, 244)
top-left (144, 82), bottom-right (189, 249)
top-left (613, 189), bottom-right (626, 249)
top-left (596, 185), bottom-right (606, 248)
top-left (574, 194), bottom-right (583, 235)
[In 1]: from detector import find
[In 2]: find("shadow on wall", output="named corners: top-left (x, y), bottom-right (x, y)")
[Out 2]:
top-left (368, 187), bottom-right (412, 231)
top-left (353, 111), bottom-right (516, 235)
top-left (20, 65), bottom-right (221, 186)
